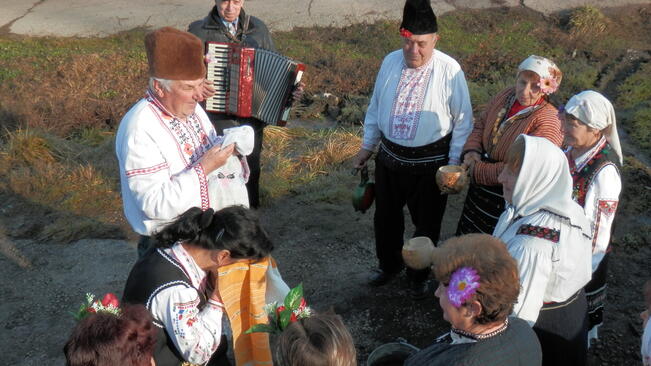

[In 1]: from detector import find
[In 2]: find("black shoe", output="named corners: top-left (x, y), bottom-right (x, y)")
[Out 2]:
top-left (410, 281), bottom-right (429, 300)
top-left (368, 269), bottom-right (398, 286)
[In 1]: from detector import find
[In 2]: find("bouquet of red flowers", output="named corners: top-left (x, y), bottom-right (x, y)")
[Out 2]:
top-left (72, 292), bottom-right (121, 320)
top-left (246, 284), bottom-right (312, 334)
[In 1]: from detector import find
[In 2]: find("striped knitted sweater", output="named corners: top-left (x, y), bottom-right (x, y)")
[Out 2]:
top-left (463, 87), bottom-right (563, 186)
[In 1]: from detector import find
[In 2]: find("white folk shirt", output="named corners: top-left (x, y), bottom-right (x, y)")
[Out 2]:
top-left (497, 210), bottom-right (592, 326)
top-left (150, 244), bottom-right (225, 365)
top-left (362, 49), bottom-right (473, 164)
top-left (568, 137), bottom-right (621, 272)
top-left (116, 91), bottom-right (249, 236)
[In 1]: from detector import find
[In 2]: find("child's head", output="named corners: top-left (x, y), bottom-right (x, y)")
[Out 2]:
top-left (274, 313), bottom-right (357, 366)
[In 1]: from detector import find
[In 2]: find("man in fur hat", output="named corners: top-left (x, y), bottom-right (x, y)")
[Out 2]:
top-left (116, 27), bottom-right (252, 257)
top-left (352, 0), bottom-right (473, 299)
top-left (189, 0), bottom-right (302, 209)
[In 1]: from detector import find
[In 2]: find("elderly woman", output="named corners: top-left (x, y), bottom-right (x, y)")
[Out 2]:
top-left (494, 135), bottom-right (593, 366)
top-left (457, 55), bottom-right (563, 235)
top-left (562, 90), bottom-right (622, 344)
top-left (122, 205), bottom-right (284, 366)
top-left (404, 234), bottom-right (542, 366)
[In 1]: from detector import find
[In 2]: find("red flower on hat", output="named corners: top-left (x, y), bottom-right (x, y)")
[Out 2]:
top-left (400, 28), bottom-right (413, 38)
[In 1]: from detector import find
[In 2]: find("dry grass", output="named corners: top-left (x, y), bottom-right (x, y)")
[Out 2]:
top-left (2, 128), bottom-right (58, 167)
top-left (569, 6), bottom-right (608, 37)
top-left (300, 130), bottom-right (361, 175)
top-left (6, 162), bottom-right (122, 222)
top-left (260, 127), bottom-right (362, 200)
top-left (1, 7), bottom-right (650, 242)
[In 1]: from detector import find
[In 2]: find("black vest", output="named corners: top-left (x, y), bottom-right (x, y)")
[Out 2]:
top-left (122, 249), bottom-right (205, 366)
top-left (569, 142), bottom-right (620, 207)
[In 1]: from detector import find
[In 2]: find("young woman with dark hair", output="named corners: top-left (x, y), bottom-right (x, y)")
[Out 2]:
top-left (64, 305), bottom-right (157, 366)
top-left (122, 205), bottom-right (276, 366)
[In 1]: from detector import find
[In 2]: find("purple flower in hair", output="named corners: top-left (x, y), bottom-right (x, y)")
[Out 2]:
top-left (447, 267), bottom-right (480, 307)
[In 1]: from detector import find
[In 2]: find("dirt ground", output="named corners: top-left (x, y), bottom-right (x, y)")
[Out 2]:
top-left (1, 116), bottom-right (649, 366)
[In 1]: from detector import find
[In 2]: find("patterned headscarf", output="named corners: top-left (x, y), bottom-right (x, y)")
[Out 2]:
top-left (517, 55), bottom-right (563, 95)
top-left (564, 90), bottom-right (622, 165)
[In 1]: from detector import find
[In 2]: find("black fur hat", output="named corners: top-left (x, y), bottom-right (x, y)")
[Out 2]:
top-left (400, 0), bottom-right (438, 35)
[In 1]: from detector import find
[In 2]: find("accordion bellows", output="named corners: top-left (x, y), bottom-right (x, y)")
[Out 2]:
top-left (205, 42), bottom-right (305, 126)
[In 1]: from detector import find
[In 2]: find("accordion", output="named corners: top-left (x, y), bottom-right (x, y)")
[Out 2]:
top-left (205, 42), bottom-right (306, 126)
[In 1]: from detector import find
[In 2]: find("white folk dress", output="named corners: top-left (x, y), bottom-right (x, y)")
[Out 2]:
top-left (493, 135), bottom-right (592, 326)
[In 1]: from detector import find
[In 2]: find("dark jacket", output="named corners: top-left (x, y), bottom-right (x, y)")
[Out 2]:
top-left (404, 317), bottom-right (542, 366)
top-left (188, 6), bottom-right (275, 52)
top-left (188, 6), bottom-right (274, 130)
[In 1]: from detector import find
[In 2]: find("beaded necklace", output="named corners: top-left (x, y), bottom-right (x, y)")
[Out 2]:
top-left (451, 317), bottom-right (509, 340)
top-left (488, 94), bottom-right (542, 156)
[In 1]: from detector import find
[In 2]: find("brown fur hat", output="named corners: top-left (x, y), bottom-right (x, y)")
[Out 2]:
top-left (145, 27), bottom-right (206, 80)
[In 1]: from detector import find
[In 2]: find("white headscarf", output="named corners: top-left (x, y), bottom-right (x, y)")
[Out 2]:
top-left (564, 90), bottom-right (622, 165)
top-left (517, 55), bottom-right (563, 95)
top-left (494, 135), bottom-right (590, 238)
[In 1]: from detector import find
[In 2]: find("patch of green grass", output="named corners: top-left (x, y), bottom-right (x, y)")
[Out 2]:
top-left (617, 62), bottom-right (651, 109)
top-left (622, 106), bottom-right (651, 156)
top-left (552, 57), bottom-right (601, 102)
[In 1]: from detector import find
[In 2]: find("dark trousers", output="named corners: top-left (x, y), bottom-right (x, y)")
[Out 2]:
top-left (210, 116), bottom-right (265, 209)
top-left (373, 159), bottom-right (447, 283)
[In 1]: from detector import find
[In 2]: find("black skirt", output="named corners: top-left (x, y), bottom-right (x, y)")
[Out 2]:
top-left (534, 290), bottom-right (588, 366)
top-left (586, 253), bottom-right (609, 339)
top-left (456, 183), bottom-right (505, 235)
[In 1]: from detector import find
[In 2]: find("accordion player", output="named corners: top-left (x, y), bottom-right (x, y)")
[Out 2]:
top-left (204, 42), bottom-right (305, 127)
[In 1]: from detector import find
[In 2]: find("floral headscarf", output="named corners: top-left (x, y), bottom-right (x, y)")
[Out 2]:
top-left (517, 55), bottom-right (563, 95)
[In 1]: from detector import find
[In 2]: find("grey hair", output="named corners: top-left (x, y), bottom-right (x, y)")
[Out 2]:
top-left (149, 77), bottom-right (174, 92)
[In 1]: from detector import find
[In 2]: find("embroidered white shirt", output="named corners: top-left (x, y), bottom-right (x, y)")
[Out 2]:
top-left (362, 49), bottom-right (473, 164)
top-left (115, 91), bottom-right (250, 236)
top-left (149, 245), bottom-right (225, 365)
top-left (567, 138), bottom-right (621, 272)
top-left (496, 210), bottom-right (592, 326)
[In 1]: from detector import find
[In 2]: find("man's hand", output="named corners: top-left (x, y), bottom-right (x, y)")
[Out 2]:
top-left (200, 79), bottom-right (216, 102)
top-left (352, 148), bottom-right (373, 170)
top-left (461, 151), bottom-right (481, 171)
top-left (291, 82), bottom-right (305, 103)
top-left (199, 143), bottom-right (235, 174)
